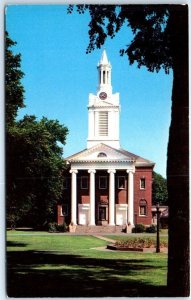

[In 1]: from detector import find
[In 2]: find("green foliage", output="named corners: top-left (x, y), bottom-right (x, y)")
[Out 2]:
top-left (146, 224), bottom-right (157, 233)
top-left (68, 5), bottom-right (173, 73)
top-left (152, 172), bottom-right (168, 205)
top-left (57, 223), bottom-right (68, 232)
top-left (47, 222), bottom-right (58, 232)
top-left (5, 31), bottom-right (25, 125)
top-left (7, 115), bottom-right (68, 228)
top-left (48, 222), bottom-right (68, 232)
top-left (132, 223), bottom-right (146, 233)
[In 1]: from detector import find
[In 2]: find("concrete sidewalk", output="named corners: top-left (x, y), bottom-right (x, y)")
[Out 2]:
top-left (93, 235), bottom-right (116, 243)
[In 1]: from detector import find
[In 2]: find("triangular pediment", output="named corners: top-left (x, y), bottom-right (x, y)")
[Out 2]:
top-left (66, 143), bottom-right (135, 162)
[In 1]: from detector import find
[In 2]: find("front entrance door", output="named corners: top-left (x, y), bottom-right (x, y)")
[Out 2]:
top-left (98, 204), bottom-right (108, 225)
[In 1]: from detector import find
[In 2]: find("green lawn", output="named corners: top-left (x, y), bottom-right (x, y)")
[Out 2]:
top-left (7, 231), bottom-right (169, 297)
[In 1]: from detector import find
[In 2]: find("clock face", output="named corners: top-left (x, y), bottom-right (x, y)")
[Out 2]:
top-left (99, 92), bottom-right (107, 100)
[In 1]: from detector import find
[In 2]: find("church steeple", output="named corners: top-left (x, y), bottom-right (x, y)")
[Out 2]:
top-left (97, 50), bottom-right (112, 94)
top-left (87, 50), bottom-right (120, 149)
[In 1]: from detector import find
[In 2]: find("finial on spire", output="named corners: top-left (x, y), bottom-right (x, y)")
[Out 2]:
top-left (100, 49), bottom-right (109, 65)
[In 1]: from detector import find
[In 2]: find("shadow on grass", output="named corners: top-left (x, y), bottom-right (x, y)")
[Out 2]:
top-left (7, 241), bottom-right (28, 248)
top-left (7, 249), bottom-right (169, 297)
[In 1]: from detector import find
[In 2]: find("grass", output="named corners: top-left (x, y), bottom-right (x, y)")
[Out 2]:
top-left (7, 231), bottom-right (169, 297)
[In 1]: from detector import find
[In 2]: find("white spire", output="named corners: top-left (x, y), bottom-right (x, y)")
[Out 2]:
top-left (100, 49), bottom-right (108, 64)
top-left (99, 50), bottom-right (110, 65)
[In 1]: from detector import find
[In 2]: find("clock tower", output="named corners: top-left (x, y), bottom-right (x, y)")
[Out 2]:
top-left (87, 50), bottom-right (120, 149)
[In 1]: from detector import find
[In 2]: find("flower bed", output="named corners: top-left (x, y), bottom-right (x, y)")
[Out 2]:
top-left (107, 237), bottom-right (168, 252)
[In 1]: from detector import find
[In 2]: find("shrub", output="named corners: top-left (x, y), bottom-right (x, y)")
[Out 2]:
top-left (48, 222), bottom-right (68, 232)
top-left (132, 223), bottom-right (146, 233)
top-left (146, 224), bottom-right (157, 233)
top-left (57, 222), bottom-right (68, 232)
top-left (48, 222), bottom-right (58, 232)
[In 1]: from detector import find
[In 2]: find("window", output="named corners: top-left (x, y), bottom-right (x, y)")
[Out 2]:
top-left (103, 70), bottom-right (106, 84)
top-left (97, 152), bottom-right (107, 158)
top-left (62, 204), bottom-right (68, 216)
top-left (63, 178), bottom-right (68, 189)
top-left (118, 176), bottom-right (125, 189)
top-left (81, 176), bottom-right (88, 189)
top-left (140, 178), bottom-right (146, 189)
top-left (99, 112), bottom-right (108, 136)
top-left (99, 176), bottom-right (107, 189)
top-left (139, 199), bottom-right (147, 216)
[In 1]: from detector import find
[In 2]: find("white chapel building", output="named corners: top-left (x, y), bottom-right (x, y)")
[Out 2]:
top-left (57, 50), bottom-right (155, 230)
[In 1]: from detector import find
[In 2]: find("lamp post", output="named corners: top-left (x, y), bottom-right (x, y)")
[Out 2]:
top-left (156, 202), bottom-right (160, 253)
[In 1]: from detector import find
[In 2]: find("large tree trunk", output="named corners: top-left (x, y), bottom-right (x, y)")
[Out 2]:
top-left (167, 6), bottom-right (189, 296)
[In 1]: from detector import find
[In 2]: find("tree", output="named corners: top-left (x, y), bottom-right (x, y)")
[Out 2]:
top-left (7, 116), bottom-right (68, 228)
top-left (5, 31), bottom-right (25, 125)
top-left (6, 33), bottom-right (69, 228)
top-left (152, 172), bottom-right (168, 205)
top-left (68, 5), bottom-right (189, 296)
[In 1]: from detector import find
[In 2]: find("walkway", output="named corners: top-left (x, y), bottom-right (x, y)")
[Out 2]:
top-left (93, 235), bottom-right (116, 243)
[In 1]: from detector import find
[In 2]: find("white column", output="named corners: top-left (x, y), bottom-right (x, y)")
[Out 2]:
top-left (127, 170), bottom-right (134, 226)
top-left (88, 169), bottom-right (96, 225)
top-left (70, 169), bottom-right (78, 225)
top-left (108, 169), bottom-right (116, 225)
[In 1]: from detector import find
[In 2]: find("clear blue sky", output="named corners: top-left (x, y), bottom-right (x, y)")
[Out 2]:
top-left (6, 5), bottom-right (173, 178)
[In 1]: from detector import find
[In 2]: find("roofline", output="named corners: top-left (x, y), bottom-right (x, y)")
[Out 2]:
top-left (66, 159), bottom-right (136, 164)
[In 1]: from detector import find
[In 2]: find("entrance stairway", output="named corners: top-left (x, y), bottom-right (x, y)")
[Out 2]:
top-left (75, 225), bottom-right (125, 234)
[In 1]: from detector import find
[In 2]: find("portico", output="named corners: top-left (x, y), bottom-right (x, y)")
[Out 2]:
top-left (68, 145), bottom-right (136, 227)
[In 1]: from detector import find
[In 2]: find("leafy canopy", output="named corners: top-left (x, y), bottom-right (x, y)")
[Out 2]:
top-left (152, 172), bottom-right (168, 205)
top-left (7, 115), bottom-right (68, 227)
top-left (5, 31), bottom-right (25, 125)
top-left (68, 5), bottom-right (172, 73)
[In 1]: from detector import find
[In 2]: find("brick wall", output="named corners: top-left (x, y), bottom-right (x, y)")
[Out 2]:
top-left (134, 167), bottom-right (153, 225)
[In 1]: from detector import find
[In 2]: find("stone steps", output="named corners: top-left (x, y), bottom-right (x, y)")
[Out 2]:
top-left (75, 225), bottom-right (125, 234)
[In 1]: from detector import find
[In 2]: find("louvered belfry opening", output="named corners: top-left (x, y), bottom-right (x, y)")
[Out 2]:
top-left (99, 111), bottom-right (108, 136)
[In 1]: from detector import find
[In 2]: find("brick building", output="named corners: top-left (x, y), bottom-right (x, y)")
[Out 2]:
top-left (57, 50), bottom-right (155, 230)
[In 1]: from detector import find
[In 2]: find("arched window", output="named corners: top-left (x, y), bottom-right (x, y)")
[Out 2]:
top-left (139, 199), bottom-right (147, 216)
top-left (97, 152), bottom-right (107, 158)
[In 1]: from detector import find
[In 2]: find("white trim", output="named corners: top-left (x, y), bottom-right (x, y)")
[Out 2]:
top-left (70, 161), bottom-right (135, 171)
